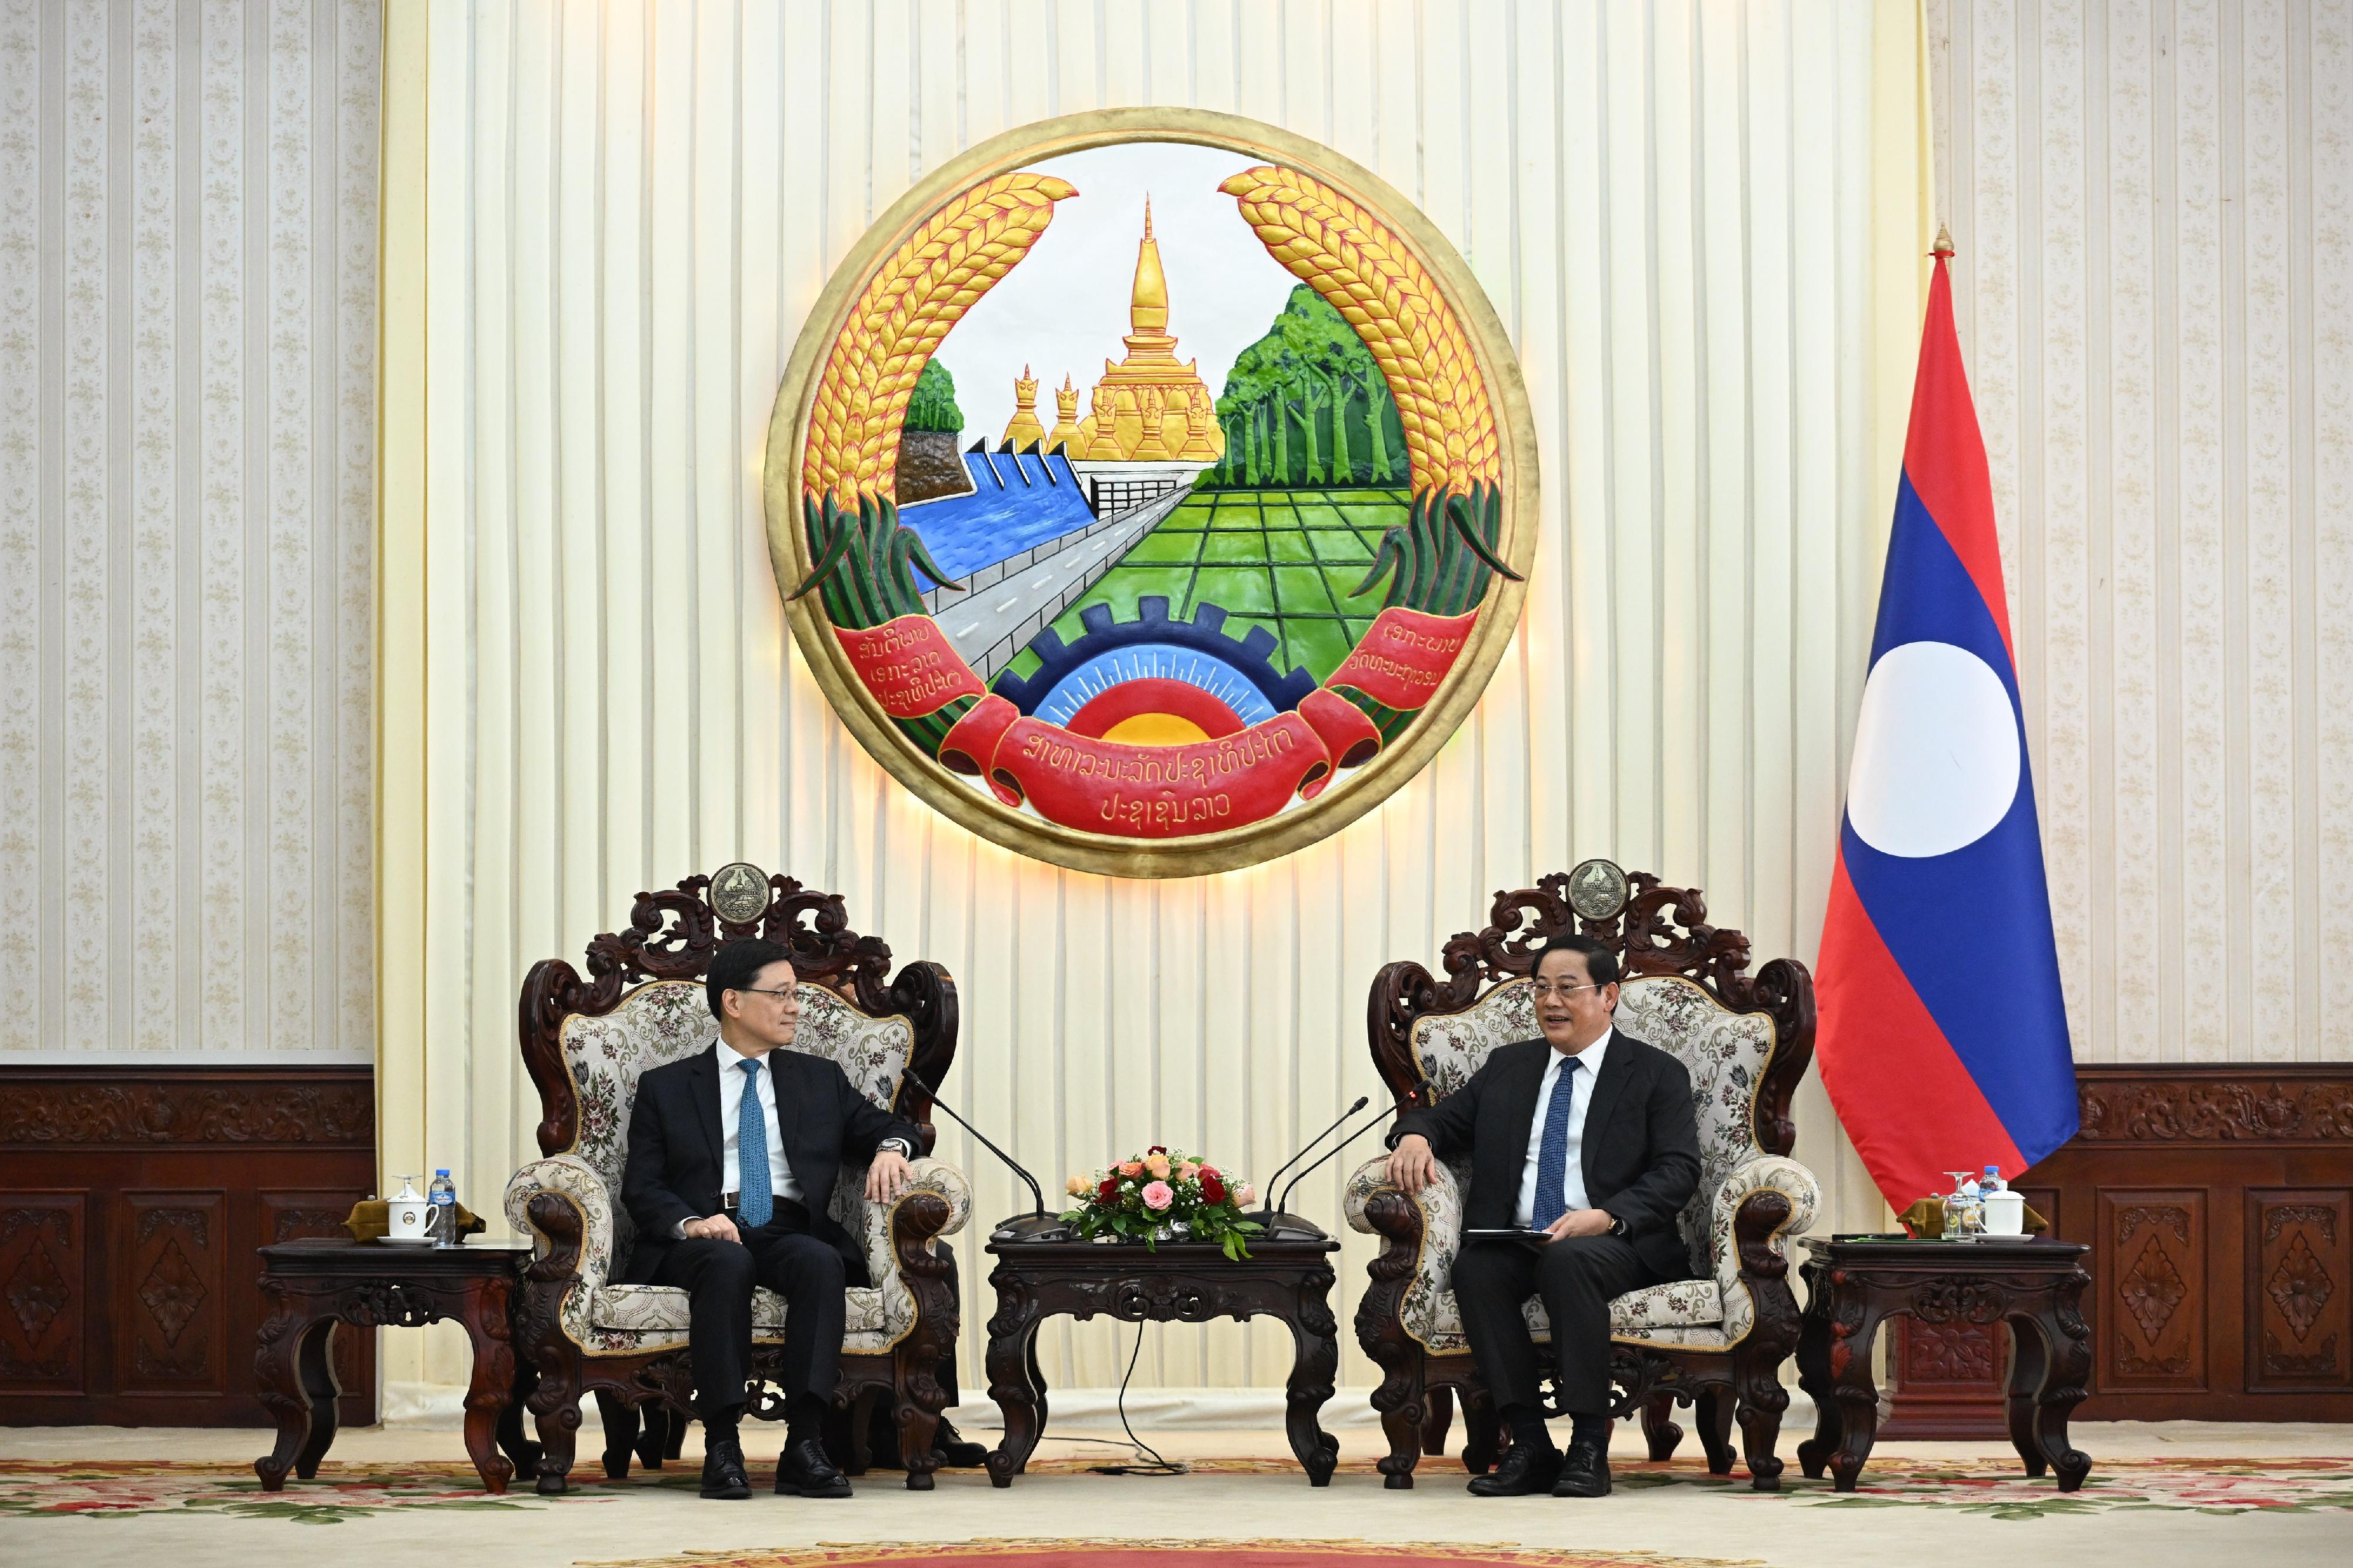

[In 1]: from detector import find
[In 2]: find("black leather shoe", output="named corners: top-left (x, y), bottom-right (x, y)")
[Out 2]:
top-left (775, 1436), bottom-right (854, 1497)
top-left (935, 1417), bottom-right (990, 1469)
top-left (1552, 1437), bottom-right (1612, 1497)
top-left (698, 1435), bottom-right (751, 1500)
top-left (1467, 1442), bottom-right (1562, 1496)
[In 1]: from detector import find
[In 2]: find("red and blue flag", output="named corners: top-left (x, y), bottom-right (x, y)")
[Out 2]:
top-left (1815, 241), bottom-right (2077, 1209)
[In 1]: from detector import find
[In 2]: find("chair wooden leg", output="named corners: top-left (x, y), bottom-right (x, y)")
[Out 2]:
top-left (1419, 1386), bottom-right (1453, 1456)
top-left (530, 1365), bottom-right (582, 1496)
top-left (1695, 1386), bottom-right (1737, 1474)
top-left (662, 1404), bottom-right (686, 1460)
top-left (1371, 1359), bottom-right (1426, 1490)
top-left (594, 1390), bottom-right (639, 1479)
top-left (1640, 1389), bottom-right (1684, 1461)
top-left (1458, 1385), bottom-right (1500, 1475)
top-left (1733, 1346), bottom-right (1790, 1492)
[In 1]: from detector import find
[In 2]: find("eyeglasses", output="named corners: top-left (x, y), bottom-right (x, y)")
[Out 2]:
top-left (1530, 981), bottom-right (1608, 1001)
top-left (733, 986), bottom-right (799, 1005)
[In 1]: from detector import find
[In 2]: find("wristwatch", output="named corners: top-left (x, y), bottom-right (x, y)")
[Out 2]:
top-left (878, 1136), bottom-right (915, 1159)
top-left (1606, 1213), bottom-right (1628, 1238)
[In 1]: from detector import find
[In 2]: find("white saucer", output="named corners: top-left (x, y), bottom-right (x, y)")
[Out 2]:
top-left (375, 1235), bottom-right (436, 1246)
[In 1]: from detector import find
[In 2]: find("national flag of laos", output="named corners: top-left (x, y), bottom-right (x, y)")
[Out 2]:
top-left (1815, 243), bottom-right (2078, 1211)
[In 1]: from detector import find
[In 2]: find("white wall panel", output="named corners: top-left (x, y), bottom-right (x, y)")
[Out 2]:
top-left (1931, 0), bottom-right (2351, 1065)
top-left (0, 0), bottom-right (376, 1063)
top-left (383, 0), bottom-right (1921, 1393)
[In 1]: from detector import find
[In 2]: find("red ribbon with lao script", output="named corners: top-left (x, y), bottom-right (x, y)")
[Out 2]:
top-left (1322, 606), bottom-right (1479, 715)
top-left (836, 615), bottom-right (986, 718)
top-left (939, 690), bottom-right (1383, 838)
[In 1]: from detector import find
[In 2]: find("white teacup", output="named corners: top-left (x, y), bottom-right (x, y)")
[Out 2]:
top-left (1981, 1189), bottom-right (2026, 1236)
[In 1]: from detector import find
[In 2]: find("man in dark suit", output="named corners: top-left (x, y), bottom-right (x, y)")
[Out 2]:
top-left (1385, 933), bottom-right (1702, 1498)
top-left (621, 938), bottom-right (980, 1500)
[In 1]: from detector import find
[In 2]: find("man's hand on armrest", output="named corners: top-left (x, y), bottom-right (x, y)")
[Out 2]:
top-left (1386, 1133), bottom-right (1439, 1193)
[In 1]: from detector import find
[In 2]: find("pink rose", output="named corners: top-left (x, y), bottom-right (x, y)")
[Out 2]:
top-left (1120, 1161), bottom-right (1145, 1178)
top-left (1237, 1183), bottom-right (1257, 1206)
top-left (1179, 1161), bottom-right (1201, 1180)
top-left (1141, 1180), bottom-right (1174, 1212)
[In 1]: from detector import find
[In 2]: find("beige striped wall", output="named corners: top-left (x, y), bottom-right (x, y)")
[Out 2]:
top-left (378, 0), bottom-right (1929, 1396)
top-left (0, 0), bottom-right (378, 1065)
top-left (1929, 0), bottom-right (2352, 1066)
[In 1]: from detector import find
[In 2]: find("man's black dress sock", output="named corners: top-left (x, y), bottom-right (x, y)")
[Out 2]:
top-left (704, 1404), bottom-right (744, 1447)
top-left (1568, 1410), bottom-right (1610, 1450)
top-left (1501, 1403), bottom-right (1557, 1455)
top-left (784, 1394), bottom-right (828, 1449)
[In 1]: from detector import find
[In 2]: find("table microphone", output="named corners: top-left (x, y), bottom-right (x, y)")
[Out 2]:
top-left (1274, 1104), bottom-right (1396, 1215)
top-left (1247, 1096), bottom-right (1370, 1223)
top-left (920, 1083), bottom-right (1069, 1241)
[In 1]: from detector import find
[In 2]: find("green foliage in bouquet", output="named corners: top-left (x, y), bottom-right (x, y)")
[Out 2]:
top-left (1061, 1147), bottom-right (1265, 1259)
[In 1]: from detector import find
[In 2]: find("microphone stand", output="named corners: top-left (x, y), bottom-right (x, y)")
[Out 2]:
top-left (1271, 1105), bottom-right (1397, 1220)
top-left (1247, 1096), bottom-right (1371, 1226)
top-left (922, 1085), bottom-right (1069, 1241)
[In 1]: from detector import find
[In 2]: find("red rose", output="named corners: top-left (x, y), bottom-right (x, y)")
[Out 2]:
top-left (1201, 1172), bottom-right (1227, 1205)
top-left (1148, 1145), bottom-right (1168, 1155)
top-left (1199, 1166), bottom-right (1219, 1181)
top-left (1097, 1177), bottom-right (1118, 1202)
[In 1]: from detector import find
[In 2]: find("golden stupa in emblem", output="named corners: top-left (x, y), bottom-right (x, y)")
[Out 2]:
top-left (1073, 199), bottom-right (1225, 464)
top-left (999, 364), bottom-right (1046, 449)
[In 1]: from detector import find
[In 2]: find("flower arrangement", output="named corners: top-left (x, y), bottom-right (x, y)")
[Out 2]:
top-left (1062, 1147), bottom-right (1264, 1258)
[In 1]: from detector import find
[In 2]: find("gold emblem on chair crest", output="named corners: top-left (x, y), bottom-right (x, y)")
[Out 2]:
top-left (1567, 858), bottom-right (1631, 921)
top-left (709, 862), bottom-right (772, 926)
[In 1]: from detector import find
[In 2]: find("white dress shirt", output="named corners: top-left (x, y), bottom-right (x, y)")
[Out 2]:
top-left (716, 1040), bottom-right (801, 1206)
top-left (1513, 1029), bottom-right (1611, 1227)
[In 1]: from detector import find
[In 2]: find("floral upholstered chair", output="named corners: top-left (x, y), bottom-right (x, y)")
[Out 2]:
top-left (502, 868), bottom-right (969, 1493)
top-left (1345, 865), bottom-right (1818, 1490)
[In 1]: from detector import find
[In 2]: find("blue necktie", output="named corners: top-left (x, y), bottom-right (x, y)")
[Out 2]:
top-left (736, 1059), bottom-right (773, 1227)
top-left (1532, 1057), bottom-right (1581, 1230)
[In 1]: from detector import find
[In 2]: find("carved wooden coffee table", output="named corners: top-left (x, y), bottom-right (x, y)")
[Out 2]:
top-left (983, 1226), bottom-right (1342, 1486)
top-left (1795, 1236), bottom-right (2093, 1493)
top-left (254, 1237), bottom-right (541, 1493)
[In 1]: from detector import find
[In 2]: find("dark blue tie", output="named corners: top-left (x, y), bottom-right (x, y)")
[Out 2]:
top-left (736, 1059), bottom-right (773, 1227)
top-left (1532, 1057), bottom-right (1581, 1229)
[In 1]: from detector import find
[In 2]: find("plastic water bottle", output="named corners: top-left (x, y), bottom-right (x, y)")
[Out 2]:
top-left (429, 1169), bottom-right (459, 1248)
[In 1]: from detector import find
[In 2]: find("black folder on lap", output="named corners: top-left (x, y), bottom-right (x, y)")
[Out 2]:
top-left (1462, 1227), bottom-right (1551, 1249)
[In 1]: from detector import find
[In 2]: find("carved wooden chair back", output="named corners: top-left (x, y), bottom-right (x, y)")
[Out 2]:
top-left (1368, 870), bottom-right (1815, 1269)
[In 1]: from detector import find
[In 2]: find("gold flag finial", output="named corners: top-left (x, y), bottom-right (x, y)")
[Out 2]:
top-left (1933, 223), bottom-right (1955, 256)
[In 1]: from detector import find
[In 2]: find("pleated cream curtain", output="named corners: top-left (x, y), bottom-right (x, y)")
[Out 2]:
top-left (375, 0), bottom-right (1931, 1399)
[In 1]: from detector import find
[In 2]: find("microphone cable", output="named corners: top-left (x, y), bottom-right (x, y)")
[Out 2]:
top-left (1084, 1320), bottom-right (1187, 1476)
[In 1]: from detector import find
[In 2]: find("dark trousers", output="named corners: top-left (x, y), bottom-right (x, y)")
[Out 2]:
top-left (649, 1210), bottom-right (846, 1422)
top-left (1451, 1233), bottom-right (1662, 1417)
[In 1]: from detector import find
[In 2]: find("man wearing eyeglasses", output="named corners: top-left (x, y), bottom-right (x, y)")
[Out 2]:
top-left (618, 938), bottom-right (980, 1501)
top-left (1384, 933), bottom-right (1701, 1499)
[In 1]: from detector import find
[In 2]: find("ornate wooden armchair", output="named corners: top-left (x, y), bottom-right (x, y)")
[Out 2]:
top-left (1345, 867), bottom-right (1818, 1490)
top-left (502, 868), bottom-right (970, 1493)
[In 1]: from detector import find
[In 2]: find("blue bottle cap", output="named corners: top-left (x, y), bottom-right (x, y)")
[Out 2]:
top-left (435, 1168), bottom-right (450, 1176)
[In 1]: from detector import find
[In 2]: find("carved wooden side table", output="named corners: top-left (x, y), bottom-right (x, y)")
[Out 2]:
top-left (983, 1227), bottom-right (1342, 1487)
top-left (254, 1237), bottom-right (541, 1493)
top-left (1795, 1236), bottom-right (2093, 1493)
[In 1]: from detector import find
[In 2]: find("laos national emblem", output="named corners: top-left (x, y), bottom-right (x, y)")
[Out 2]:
top-left (765, 110), bottom-right (1538, 877)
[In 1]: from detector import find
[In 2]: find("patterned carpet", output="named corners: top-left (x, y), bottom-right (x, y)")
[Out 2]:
top-left (582, 1545), bottom-right (1750, 1568)
top-left (2, 1456), bottom-right (2348, 1526)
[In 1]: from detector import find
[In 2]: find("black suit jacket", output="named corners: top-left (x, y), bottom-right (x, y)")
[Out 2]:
top-left (619, 1043), bottom-right (922, 1288)
top-left (1390, 1032), bottom-right (1704, 1282)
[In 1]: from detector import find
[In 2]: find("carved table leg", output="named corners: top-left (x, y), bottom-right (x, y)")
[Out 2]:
top-left (2019, 1290), bottom-right (2093, 1493)
top-left (1282, 1269), bottom-right (1341, 1487)
top-left (255, 1289), bottom-right (334, 1492)
top-left (458, 1288), bottom-right (518, 1494)
top-left (1640, 1389), bottom-right (1684, 1462)
top-left (500, 1352), bottom-right (542, 1480)
top-left (1821, 1304), bottom-right (1884, 1493)
top-left (984, 1289), bottom-right (1045, 1489)
top-left (1025, 1329), bottom-right (1050, 1442)
top-left (1793, 1266), bottom-right (1839, 1481)
top-left (2005, 1315), bottom-right (2049, 1477)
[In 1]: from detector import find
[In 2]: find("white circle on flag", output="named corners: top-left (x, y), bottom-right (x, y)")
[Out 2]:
top-left (1847, 639), bottom-right (2021, 858)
